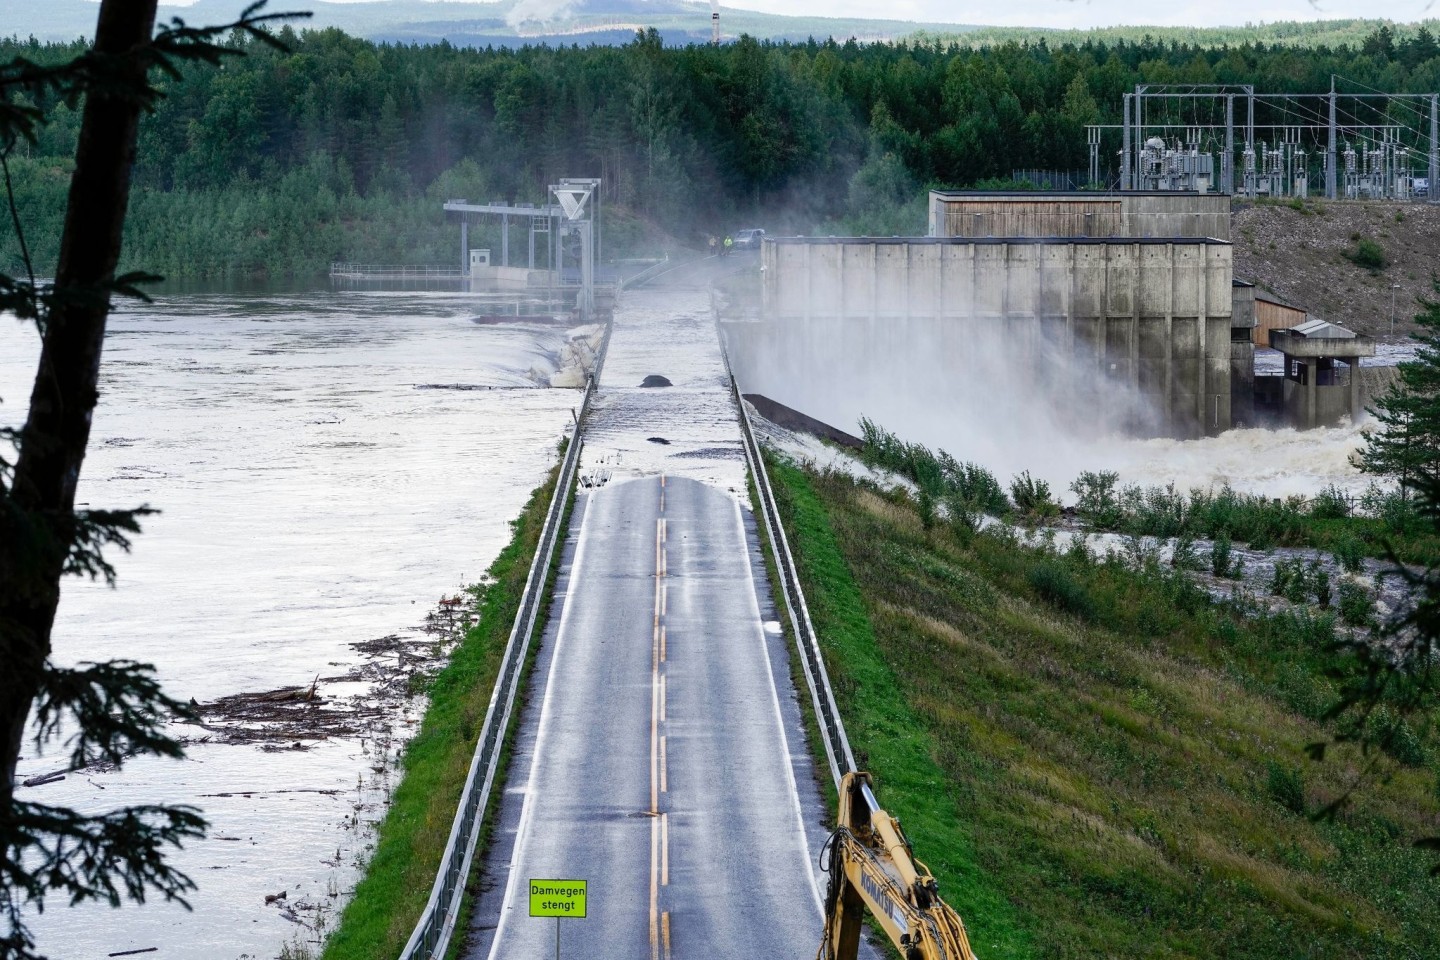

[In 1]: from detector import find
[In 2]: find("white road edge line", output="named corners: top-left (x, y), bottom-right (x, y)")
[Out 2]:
top-left (734, 497), bottom-right (828, 917)
top-left (483, 488), bottom-right (596, 960)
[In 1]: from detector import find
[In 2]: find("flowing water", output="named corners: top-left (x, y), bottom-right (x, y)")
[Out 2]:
top-left (1, 287), bottom-right (581, 959)
top-left (762, 411), bottom-right (1380, 502)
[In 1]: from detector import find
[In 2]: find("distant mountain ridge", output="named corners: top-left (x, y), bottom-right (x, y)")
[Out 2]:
top-left (2, 0), bottom-right (1435, 49)
top-left (0, 0), bottom-right (979, 45)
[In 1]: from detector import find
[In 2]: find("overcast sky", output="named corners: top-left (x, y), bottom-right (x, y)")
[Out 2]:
top-left (716, 0), bottom-right (1435, 30)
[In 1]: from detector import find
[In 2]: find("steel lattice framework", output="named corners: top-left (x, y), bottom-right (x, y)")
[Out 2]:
top-left (1083, 80), bottom-right (1440, 201)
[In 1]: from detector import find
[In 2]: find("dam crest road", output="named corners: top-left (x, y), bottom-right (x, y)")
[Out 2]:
top-left (462, 279), bottom-right (861, 959)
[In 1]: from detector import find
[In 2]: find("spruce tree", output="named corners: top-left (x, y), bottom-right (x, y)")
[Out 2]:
top-left (1358, 284), bottom-right (1440, 490)
top-left (1, 4), bottom-right (302, 955)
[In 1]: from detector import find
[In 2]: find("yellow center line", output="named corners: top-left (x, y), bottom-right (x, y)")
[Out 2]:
top-left (650, 474), bottom-right (670, 957)
top-left (650, 673), bottom-right (659, 814)
top-left (649, 816), bottom-right (660, 960)
top-left (661, 812), bottom-right (670, 885)
top-left (650, 509), bottom-right (664, 815)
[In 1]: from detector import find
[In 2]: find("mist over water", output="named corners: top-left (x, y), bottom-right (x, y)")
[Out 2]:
top-left (738, 318), bottom-right (1376, 499)
top-left (851, 399), bottom-right (1371, 501)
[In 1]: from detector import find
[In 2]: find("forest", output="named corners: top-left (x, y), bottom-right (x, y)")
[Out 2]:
top-left (4, 23), bottom-right (1440, 277)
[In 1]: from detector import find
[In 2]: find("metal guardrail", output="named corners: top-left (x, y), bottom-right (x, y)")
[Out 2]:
top-left (732, 377), bottom-right (857, 792)
top-left (330, 263), bottom-right (468, 279)
top-left (397, 360), bottom-right (603, 960)
top-left (331, 260), bottom-right (673, 287)
top-left (616, 254), bottom-right (674, 290)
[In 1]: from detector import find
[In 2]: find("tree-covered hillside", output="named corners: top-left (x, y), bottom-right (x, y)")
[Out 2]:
top-left (4, 25), bottom-right (1440, 277)
top-left (923, 19), bottom-right (1440, 51)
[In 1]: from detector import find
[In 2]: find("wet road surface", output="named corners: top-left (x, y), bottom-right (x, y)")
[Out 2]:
top-left (467, 475), bottom-right (824, 960)
top-left (463, 272), bottom-right (833, 959)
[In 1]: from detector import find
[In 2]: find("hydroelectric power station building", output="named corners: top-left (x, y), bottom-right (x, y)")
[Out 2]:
top-left (725, 191), bottom-right (1254, 442)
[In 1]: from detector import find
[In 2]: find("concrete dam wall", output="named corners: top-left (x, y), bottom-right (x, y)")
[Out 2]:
top-left (727, 236), bottom-right (1236, 444)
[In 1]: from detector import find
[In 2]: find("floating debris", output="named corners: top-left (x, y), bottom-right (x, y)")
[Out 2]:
top-left (414, 383), bottom-right (505, 391)
top-left (185, 611), bottom-right (459, 748)
top-left (639, 374), bottom-right (672, 388)
top-left (21, 772), bottom-right (64, 788)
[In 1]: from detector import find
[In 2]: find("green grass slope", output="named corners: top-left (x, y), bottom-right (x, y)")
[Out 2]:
top-left (766, 457), bottom-right (1034, 960)
top-left (770, 457), bottom-right (1440, 959)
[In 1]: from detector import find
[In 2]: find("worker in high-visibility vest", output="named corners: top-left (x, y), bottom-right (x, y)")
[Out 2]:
top-left (723, 235), bottom-right (733, 256)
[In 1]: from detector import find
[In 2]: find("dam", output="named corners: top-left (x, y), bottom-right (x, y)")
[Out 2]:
top-left (723, 190), bottom-right (1381, 444)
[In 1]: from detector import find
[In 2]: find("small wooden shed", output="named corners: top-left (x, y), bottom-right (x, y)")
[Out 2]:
top-left (1253, 290), bottom-right (1307, 347)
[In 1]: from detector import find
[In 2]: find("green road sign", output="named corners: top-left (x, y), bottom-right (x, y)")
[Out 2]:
top-left (529, 879), bottom-right (587, 918)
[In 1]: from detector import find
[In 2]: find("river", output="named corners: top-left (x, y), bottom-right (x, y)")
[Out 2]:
top-left (1, 287), bottom-right (580, 959)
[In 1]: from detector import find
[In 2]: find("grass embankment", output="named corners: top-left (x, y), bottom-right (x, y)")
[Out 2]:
top-left (321, 461), bottom-right (568, 960)
top-left (768, 456), bottom-right (1440, 960)
top-left (763, 456), bottom-right (1034, 960)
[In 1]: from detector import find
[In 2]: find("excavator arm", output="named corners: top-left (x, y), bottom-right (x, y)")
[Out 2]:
top-left (818, 772), bottom-right (978, 960)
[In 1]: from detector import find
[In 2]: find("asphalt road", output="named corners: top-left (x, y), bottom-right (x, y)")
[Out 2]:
top-left (465, 474), bottom-right (824, 960)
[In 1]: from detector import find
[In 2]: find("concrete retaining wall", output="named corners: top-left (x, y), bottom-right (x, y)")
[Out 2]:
top-left (1231, 340), bottom-right (1256, 427)
top-left (1283, 379), bottom-right (1355, 428)
top-left (748, 237), bottom-right (1235, 439)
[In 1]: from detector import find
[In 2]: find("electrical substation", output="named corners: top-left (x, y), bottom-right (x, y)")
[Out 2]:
top-left (1087, 82), bottom-right (1440, 201)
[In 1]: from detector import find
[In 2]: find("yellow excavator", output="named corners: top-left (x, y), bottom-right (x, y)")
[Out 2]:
top-left (817, 772), bottom-right (978, 960)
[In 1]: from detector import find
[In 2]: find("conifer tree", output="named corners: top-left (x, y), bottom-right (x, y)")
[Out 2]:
top-left (0, 4), bottom-right (302, 955)
top-left (1358, 284), bottom-right (1440, 490)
